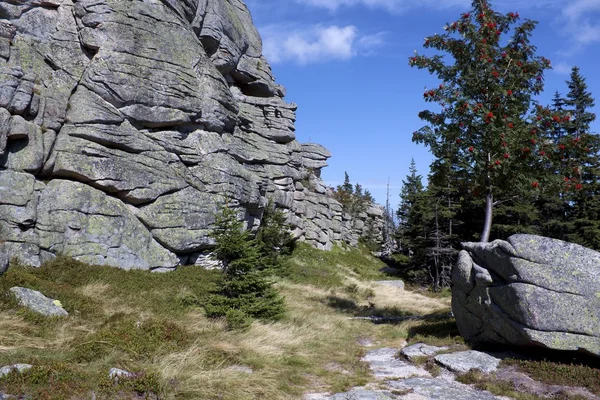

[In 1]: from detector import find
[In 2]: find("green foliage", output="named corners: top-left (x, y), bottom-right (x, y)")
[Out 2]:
top-left (395, 160), bottom-right (457, 290)
top-left (0, 363), bottom-right (90, 400)
top-left (396, 159), bottom-right (425, 254)
top-left (282, 242), bottom-right (389, 288)
top-left (504, 358), bottom-right (600, 396)
top-left (224, 308), bottom-right (253, 331)
top-left (0, 256), bottom-right (222, 319)
top-left (205, 203), bottom-right (285, 324)
top-left (410, 0), bottom-right (587, 241)
top-left (256, 200), bottom-right (295, 271)
top-left (333, 171), bottom-right (374, 217)
top-left (73, 314), bottom-right (190, 362)
top-left (456, 370), bottom-right (543, 400)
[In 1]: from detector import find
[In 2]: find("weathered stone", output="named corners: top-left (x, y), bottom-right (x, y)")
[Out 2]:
top-left (65, 86), bottom-right (124, 125)
top-left (307, 389), bottom-right (395, 400)
top-left (36, 180), bottom-right (179, 270)
top-left (401, 343), bottom-right (448, 361)
top-left (0, 245), bottom-right (8, 276)
top-left (452, 234), bottom-right (600, 356)
top-left (435, 351), bottom-right (501, 374)
top-left (108, 368), bottom-right (134, 381)
top-left (135, 188), bottom-right (219, 253)
top-left (0, 364), bottom-right (32, 378)
top-left (9, 287), bottom-right (68, 317)
top-left (361, 348), bottom-right (430, 380)
top-left (388, 377), bottom-right (504, 400)
top-left (0, 0), bottom-right (386, 270)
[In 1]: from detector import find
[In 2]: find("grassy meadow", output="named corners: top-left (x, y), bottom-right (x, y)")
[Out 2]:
top-left (0, 243), bottom-right (598, 399)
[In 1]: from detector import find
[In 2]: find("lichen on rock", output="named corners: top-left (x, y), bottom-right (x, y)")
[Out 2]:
top-left (0, 0), bottom-right (384, 270)
top-left (452, 234), bottom-right (600, 356)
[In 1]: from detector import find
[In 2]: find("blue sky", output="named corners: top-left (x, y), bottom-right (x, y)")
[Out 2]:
top-left (244, 0), bottom-right (600, 209)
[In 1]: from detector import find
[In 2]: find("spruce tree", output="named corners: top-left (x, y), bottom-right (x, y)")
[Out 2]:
top-left (410, 0), bottom-right (583, 242)
top-left (565, 66), bottom-right (596, 137)
top-left (397, 159), bottom-right (426, 256)
top-left (334, 172), bottom-right (354, 210)
top-left (563, 67), bottom-right (600, 248)
top-left (256, 201), bottom-right (294, 271)
top-left (205, 204), bottom-right (285, 327)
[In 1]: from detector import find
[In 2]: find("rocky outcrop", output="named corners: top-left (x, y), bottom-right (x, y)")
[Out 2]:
top-left (0, 0), bottom-right (383, 270)
top-left (452, 234), bottom-right (600, 356)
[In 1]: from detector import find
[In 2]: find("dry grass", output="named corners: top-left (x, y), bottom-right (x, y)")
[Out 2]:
top-left (0, 248), bottom-right (452, 399)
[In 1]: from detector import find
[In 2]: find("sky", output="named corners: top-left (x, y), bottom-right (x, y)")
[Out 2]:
top-left (244, 0), bottom-right (600, 209)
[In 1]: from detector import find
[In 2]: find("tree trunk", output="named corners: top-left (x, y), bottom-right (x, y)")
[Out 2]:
top-left (481, 192), bottom-right (493, 242)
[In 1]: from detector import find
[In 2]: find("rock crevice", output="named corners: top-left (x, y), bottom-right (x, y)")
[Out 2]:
top-left (0, 0), bottom-right (384, 270)
top-left (452, 234), bottom-right (600, 356)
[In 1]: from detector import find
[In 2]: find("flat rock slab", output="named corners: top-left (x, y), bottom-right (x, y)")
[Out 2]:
top-left (362, 348), bottom-right (429, 379)
top-left (435, 351), bottom-right (501, 374)
top-left (401, 343), bottom-right (449, 361)
top-left (0, 364), bottom-right (32, 378)
top-left (375, 280), bottom-right (405, 290)
top-left (304, 389), bottom-right (394, 400)
top-left (389, 377), bottom-right (503, 400)
top-left (8, 287), bottom-right (68, 317)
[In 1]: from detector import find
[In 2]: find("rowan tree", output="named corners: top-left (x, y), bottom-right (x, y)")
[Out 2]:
top-left (410, 0), bottom-right (584, 241)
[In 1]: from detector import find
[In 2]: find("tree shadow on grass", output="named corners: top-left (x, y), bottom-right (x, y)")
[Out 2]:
top-left (323, 294), bottom-right (450, 326)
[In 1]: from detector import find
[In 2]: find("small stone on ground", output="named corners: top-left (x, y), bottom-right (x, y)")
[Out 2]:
top-left (108, 368), bottom-right (134, 381)
top-left (8, 287), bottom-right (68, 317)
top-left (0, 364), bottom-right (32, 378)
top-left (401, 343), bottom-right (449, 361)
top-left (435, 350), bottom-right (501, 374)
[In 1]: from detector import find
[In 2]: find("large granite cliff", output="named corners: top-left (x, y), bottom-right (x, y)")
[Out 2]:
top-left (0, 0), bottom-right (384, 271)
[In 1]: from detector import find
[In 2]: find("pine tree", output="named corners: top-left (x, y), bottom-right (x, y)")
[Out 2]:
top-left (397, 159), bottom-right (425, 255)
top-left (410, 0), bottom-right (583, 242)
top-left (205, 204), bottom-right (285, 328)
top-left (256, 201), bottom-right (294, 271)
top-left (562, 67), bottom-right (600, 249)
top-left (565, 66), bottom-right (596, 137)
top-left (334, 172), bottom-right (354, 209)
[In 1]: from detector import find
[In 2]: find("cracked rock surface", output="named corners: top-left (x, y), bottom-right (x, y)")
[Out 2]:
top-left (0, 0), bottom-right (385, 270)
top-left (305, 345), bottom-right (508, 400)
top-left (452, 234), bottom-right (600, 356)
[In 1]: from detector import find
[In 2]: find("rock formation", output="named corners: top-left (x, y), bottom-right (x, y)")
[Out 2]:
top-left (0, 0), bottom-right (384, 271)
top-left (452, 234), bottom-right (600, 356)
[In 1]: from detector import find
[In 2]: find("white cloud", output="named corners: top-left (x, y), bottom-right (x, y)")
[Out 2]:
top-left (552, 62), bottom-right (572, 75)
top-left (560, 0), bottom-right (600, 48)
top-left (261, 24), bottom-right (384, 64)
top-left (296, 0), bottom-right (469, 12)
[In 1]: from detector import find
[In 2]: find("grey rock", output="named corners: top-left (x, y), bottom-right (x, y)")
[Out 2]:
top-left (401, 343), bottom-right (448, 361)
top-left (388, 377), bottom-right (504, 400)
top-left (452, 234), bottom-right (600, 355)
top-left (184, 252), bottom-right (223, 270)
top-left (36, 180), bottom-right (178, 270)
top-left (108, 368), bottom-right (134, 381)
top-left (435, 351), bottom-right (501, 374)
top-left (0, 0), bottom-right (386, 271)
top-left (8, 287), bottom-right (68, 317)
top-left (0, 245), bottom-right (8, 275)
top-left (361, 348), bottom-right (430, 380)
top-left (311, 389), bottom-right (395, 400)
top-left (135, 188), bottom-right (218, 253)
top-left (0, 364), bottom-right (32, 378)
